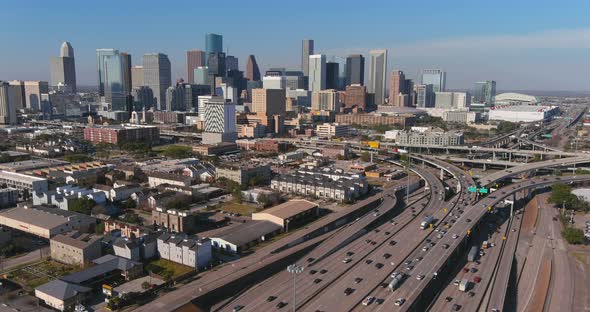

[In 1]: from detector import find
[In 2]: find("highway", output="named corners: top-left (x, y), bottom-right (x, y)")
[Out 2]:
top-left (374, 174), bottom-right (590, 311)
top-left (214, 166), bottom-right (441, 312)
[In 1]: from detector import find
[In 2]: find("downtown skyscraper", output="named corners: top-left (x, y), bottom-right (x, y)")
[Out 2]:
top-left (246, 55), bottom-right (261, 81)
top-left (368, 49), bottom-right (388, 106)
top-left (473, 80), bottom-right (496, 106)
top-left (421, 69), bottom-right (446, 92)
top-left (388, 70), bottom-right (406, 107)
top-left (50, 42), bottom-right (77, 92)
top-left (301, 39), bottom-right (314, 76)
top-left (97, 48), bottom-right (128, 110)
top-left (308, 54), bottom-right (326, 93)
top-left (186, 50), bottom-right (205, 84)
top-left (143, 53), bottom-right (171, 110)
top-left (205, 33), bottom-right (223, 63)
top-left (346, 54), bottom-right (364, 86)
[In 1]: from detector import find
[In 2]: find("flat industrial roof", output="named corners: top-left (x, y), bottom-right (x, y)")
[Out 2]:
top-left (253, 199), bottom-right (318, 220)
top-left (0, 159), bottom-right (68, 172)
top-left (212, 221), bottom-right (281, 246)
top-left (0, 206), bottom-right (94, 230)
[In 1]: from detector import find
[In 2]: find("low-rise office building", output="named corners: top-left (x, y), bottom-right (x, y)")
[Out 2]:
top-left (83, 124), bottom-right (160, 145)
top-left (216, 164), bottom-right (271, 185)
top-left (50, 231), bottom-right (102, 266)
top-left (315, 123), bottom-right (351, 138)
top-left (147, 171), bottom-right (193, 188)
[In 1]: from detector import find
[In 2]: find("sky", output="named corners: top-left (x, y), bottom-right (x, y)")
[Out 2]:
top-left (1, 0), bottom-right (590, 91)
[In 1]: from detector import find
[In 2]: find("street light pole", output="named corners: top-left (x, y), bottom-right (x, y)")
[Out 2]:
top-left (287, 264), bottom-right (304, 312)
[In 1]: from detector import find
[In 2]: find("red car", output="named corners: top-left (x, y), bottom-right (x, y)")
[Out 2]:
top-left (462, 267), bottom-right (469, 273)
top-left (474, 276), bottom-right (481, 283)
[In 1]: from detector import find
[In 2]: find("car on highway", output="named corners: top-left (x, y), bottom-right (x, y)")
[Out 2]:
top-left (233, 305), bottom-right (244, 312)
top-left (445, 296), bottom-right (453, 302)
top-left (467, 218), bottom-right (472, 222)
top-left (404, 260), bottom-right (412, 265)
top-left (343, 258), bottom-right (352, 263)
top-left (366, 259), bottom-right (373, 264)
top-left (376, 263), bottom-right (384, 269)
top-left (422, 246), bottom-right (429, 251)
top-left (344, 288), bottom-right (354, 296)
top-left (266, 296), bottom-right (277, 302)
top-left (307, 257), bottom-right (315, 263)
top-left (474, 276), bottom-right (482, 283)
top-left (470, 268), bottom-right (478, 273)
top-left (468, 291), bottom-right (475, 297)
top-left (389, 240), bottom-right (397, 246)
top-left (405, 265), bottom-right (414, 271)
top-left (346, 251), bottom-right (354, 256)
top-left (442, 243), bottom-right (450, 249)
top-left (362, 296), bottom-right (375, 306)
top-left (453, 279), bottom-right (460, 286)
top-left (314, 278), bottom-right (322, 284)
top-left (415, 256), bottom-right (423, 262)
top-left (452, 234), bottom-right (459, 239)
top-left (320, 269), bottom-right (328, 274)
top-left (383, 253), bottom-right (392, 259)
top-left (385, 231), bottom-right (390, 235)
top-left (394, 298), bottom-right (406, 306)
top-left (462, 267), bottom-right (469, 273)
top-left (374, 229), bottom-right (381, 233)
top-left (309, 270), bottom-right (317, 275)
top-left (452, 303), bottom-right (462, 311)
top-left (416, 274), bottom-right (425, 280)
top-left (354, 277), bottom-right (363, 284)
top-left (276, 302), bottom-right (288, 309)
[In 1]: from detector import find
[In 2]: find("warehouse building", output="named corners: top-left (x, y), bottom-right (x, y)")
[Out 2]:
top-left (488, 104), bottom-right (558, 122)
top-left (252, 200), bottom-right (319, 231)
top-left (210, 221), bottom-right (282, 254)
top-left (50, 231), bottom-right (102, 266)
top-left (0, 170), bottom-right (48, 199)
top-left (0, 205), bottom-right (96, 238)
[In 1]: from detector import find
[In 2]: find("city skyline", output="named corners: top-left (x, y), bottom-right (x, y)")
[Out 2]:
top-left (1, 2), bottom-right (590, 91)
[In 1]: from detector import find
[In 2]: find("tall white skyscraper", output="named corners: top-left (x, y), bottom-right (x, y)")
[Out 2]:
top-left (143, 53), bottom-right (171, 110)
top-left (308, 54), bottom-right (326, 93)
top-left (421, 69), bottom-right (446, 92)
top-left (202, 97), bottom-right (237, 144)
top-left (368, 49), bottom-right (388, 106)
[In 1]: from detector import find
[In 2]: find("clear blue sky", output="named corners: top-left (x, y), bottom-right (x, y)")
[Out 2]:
top-left (2, 0), bottom-right (590, 91)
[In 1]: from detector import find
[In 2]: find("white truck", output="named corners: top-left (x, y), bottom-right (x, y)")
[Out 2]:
top-left (420, 216), bottom-right (434, 230)
top-left (459, 279), bottom-right (470, 292)
top-left (388, 272), bottom-right (404, 291)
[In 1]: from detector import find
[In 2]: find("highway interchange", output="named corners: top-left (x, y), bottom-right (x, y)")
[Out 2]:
top-left (136, 108), bottom-right (590, 312)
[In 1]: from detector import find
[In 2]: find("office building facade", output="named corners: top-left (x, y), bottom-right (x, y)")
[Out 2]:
top-left (473, 81), bottom-right (496, 106)
top-left (202, 97), bottom-right (237, 144)
top-left (252, 88), bottom-right (286, 116)
top-left (246, 55), bottom-right (261, 81)
top-left (143, 53), bottom-right (171, 110)
top-left (345, 84), bottom-right (367, 111)
top-left (421, 69), bottom-right (446, 92)
top-left (186, 50), bottom-right (205, 84)
top-left (346, 54), bottom-right (365, 86)
top-left (131, 66), bottom-right (143, 89)
top-left (308, 54), bottom-right (326, 92)
top-left (205, 33), bottom-right (223, 62)
top-left (368, 49), bottom-right (387, 105)
top-left (50, 42), bottom-right (77, 93)
top-left (415, 84), bottom-right (434, 108)
top-left (301, 39), bottom-right (314, 76)
top-left (0, 82), bottom-right (17, 125)
top-left (326, 62), bottom-right (340, 90)
top-left (388, 70), bottom-right (406, 107)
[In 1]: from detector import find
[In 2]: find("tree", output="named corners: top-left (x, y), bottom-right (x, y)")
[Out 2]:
top-left (248, 175), bottom-right (267, 187)
top-left (141, 281), bottom-right (151, 290)
top-left (360, 152), bottom-right (371, 162)
top-left (161, 145), bottom-right (193, 159)
top-left (166, 195), bottom-right (192, 210)
top-left (64, 154), bottom-right (93, 163)
top-left (562, 227), bottom-right (585, 244)
top-left (95, 142), bottom-right (113, 160)
top-left (119, 213), bottom-right (142, 225)
top-left (69, 198), bottom-right (96, 215)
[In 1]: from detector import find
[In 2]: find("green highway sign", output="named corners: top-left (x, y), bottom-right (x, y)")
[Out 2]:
top-left (479, 188), bottom-right (489, 194)
top-left (542, 134), bottom-right (552, 138)
top-left (468, 186), bottom-right (477, 193)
